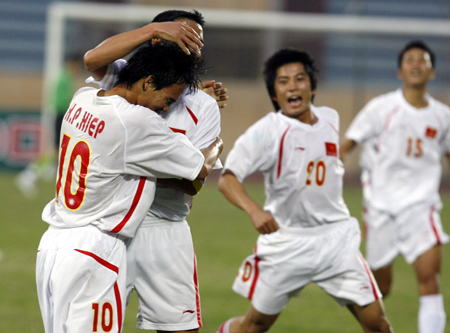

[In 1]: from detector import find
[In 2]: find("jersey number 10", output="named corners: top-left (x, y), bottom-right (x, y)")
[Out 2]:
top-left (56, 133), bottom-right (91, 210)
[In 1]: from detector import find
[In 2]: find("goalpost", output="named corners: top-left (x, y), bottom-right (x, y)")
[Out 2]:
top-left (42, 1), bottom-right (450, 152)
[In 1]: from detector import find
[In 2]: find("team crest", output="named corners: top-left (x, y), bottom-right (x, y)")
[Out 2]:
top-left (425, 127), bottom-right (437, 138)
top-left (325, 142), bottom-right (338, 157)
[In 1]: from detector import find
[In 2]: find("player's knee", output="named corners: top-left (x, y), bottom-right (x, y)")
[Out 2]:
top-left (363, 315), bottom-right (393, 333)
top-left (248, 318), bottom-right (272, 333)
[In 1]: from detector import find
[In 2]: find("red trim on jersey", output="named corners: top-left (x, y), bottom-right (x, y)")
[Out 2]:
top-left (375, 106), bottom-right (400, 151)
top-left (358, 253), bottom-right (379, 301)
top-left (186, 106), bottom-right (198, 125)
top-left (383, 106), bottom-right (400, 131)
top-left (113, 282), bottom-right (123, 333)
top-left (326, 121), bottom-right (339, 135)
top-left (74, 249), bottom-right (119, 274)
top-left (277, 126), bottom-right (290, 179)
top-left (248, 246), bottom-right (261, 300)
top-left (110, 176), bottom-right (146, 233)
top-left (169, 127), bottom-right (187, 135)
top-left (429, 205), bottom-right (441, 244)
top-left (193, 253), bottom-right (203, 327)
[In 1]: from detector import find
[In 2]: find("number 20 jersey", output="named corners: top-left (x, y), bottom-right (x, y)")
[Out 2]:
top-left (224, 106), bottom-right (350, 228)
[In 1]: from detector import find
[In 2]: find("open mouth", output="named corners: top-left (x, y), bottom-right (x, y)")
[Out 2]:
top-left (288, 96), bottom-right (302, 108)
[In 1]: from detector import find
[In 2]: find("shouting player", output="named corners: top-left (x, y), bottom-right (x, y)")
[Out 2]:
top-left (84, 10), bottom-right (225, 332)
top-left (216, 48), bottom-right (393, 333)
top-left (36, 41), bottom-right (223, 333)
top-left (341, 40), bottom-right (450, 333)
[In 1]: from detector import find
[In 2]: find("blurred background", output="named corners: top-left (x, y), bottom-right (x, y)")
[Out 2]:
top-left (2, 0), bottom-right (450, 174)
top-left (2, 1), bottom-right (450, 332)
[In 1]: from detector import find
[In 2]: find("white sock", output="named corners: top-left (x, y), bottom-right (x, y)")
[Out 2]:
top-left (217, 318), bottom-right (233, 333)
top-left (418, 294), bottom-right (446, 333)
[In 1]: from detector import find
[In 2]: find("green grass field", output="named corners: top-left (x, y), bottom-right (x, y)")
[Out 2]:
top-left (1, 172), bottom-right (449, 332)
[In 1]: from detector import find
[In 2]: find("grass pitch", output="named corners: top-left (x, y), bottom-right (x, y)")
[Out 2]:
top-left (1, 172), bottom-right (449, 332)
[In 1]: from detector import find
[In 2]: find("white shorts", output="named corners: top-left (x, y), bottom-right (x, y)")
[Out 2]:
top-left (125, 219), bottom-right (202, 331)
top-left (364, 202), bottom-right (449, 270)
top-left (36, 225), bottom-right (126, 333)
top-left (232, 218), bottom-right (381, 315)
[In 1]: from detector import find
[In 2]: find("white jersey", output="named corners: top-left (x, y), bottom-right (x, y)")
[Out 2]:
top-left (345, 89), bottom-right (450, 214)
top-left (87, 60), bottom-right (222, 221)
top-left (42, 87), bottom-right (204, 237)
top-left (224, 106), bottom-right (350, 228)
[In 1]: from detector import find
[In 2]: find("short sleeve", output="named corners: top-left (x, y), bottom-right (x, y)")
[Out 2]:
top-left (224, 119), bottom-right (274, 182)
top-left (85, 59), bottom-right (127, 90)
top-left (345, 99), bottom-right (382, 144)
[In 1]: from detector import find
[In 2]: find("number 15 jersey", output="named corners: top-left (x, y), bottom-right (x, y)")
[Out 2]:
top-left (224, 106), bottom-right (350, 228)
top-left (345, 89), bottom-right (450, 215)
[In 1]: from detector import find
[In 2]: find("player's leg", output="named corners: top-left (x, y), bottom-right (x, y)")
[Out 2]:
top-left (217, 305), bottom-right (279, 333)
top-left (414, 244), bottom-right (446, 333)
top-left (218, 230), bottom-right (314, 333)
top-left (316, 218), bottom-right (392, 332)
top-left (364, 206), bottom-right (398, 297)
top-left (36, 226), bottom-right (126, 333)
top-left (371, 264), bottom-right (394, 297)
top-left (399, 203), bottom-right (448, 333)
top-left (131, 220), bottom-right (202, 332)
top-left (347, 300), bottom-right (393, 333)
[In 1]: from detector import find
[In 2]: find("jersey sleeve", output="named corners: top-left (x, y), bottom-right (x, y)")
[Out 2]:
top-left (224, 118), bottom-right (274, 183)
top-left (123, 106), bottom-right (204, 181)
top-left (85, 59), bottom-right (127, 90)
top-left (345, 99), bottom-right (382, 144)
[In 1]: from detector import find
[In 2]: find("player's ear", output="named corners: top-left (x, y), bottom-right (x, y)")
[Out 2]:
top-left (429, 68), bottom-right (436, 80)
top-left (143, 76), bottom-right (154, 91)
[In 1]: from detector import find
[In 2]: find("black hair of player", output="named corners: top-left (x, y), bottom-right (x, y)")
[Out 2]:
top-left (152, 9), bottom-right (205, 28)
top-left (398, 40), bottom-right (435, 69)
top-left (117, 40), bottom-right (203, 94)
top-left (263, 48), bottom-right (319, 111)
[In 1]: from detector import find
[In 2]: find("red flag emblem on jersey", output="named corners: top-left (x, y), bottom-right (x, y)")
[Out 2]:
top-left (325, 142), bottom-right (338, 157)
top-left (425, 127), bottom-right (437, 138)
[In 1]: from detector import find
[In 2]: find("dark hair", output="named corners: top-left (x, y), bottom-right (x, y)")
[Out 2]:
top-left (117, 40), bottom-right (203, 93)
top-left (263, 48), bottom-right (319, 111)
top-left (398, 40), bottom-right (435, 68)
top-left (152, 9), bottom-right (205, 28)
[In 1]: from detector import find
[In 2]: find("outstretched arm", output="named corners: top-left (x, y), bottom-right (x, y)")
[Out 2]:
top-left (218, 170), bottom-right (279, 234)
top-left (84, 21), bottom-right (203, 81)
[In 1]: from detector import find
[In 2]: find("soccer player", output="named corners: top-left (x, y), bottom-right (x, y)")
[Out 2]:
top-left (84, 10), bottom-right (225, 332)
top-left (216, 48), bottom-right (393, 333)
top-left (341, 40), bottom-right (449, 333)
top-left (36, 41), bottom-right (223, 333)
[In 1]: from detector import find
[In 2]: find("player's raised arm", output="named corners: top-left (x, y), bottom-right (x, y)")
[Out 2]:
top-left (218, 170), bottom-right (279, 234)
top-left (84, 21), bottom-right (203, 81)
